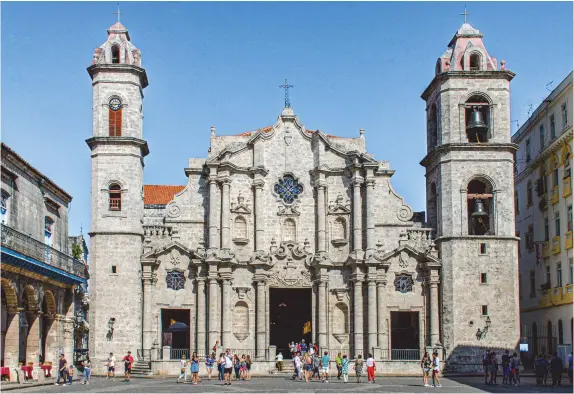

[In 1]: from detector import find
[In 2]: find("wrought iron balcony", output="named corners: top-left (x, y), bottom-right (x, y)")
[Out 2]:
top-left (1, 224), bottom-right (88, 281)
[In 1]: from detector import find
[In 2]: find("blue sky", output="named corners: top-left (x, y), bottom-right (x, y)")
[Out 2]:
top-left (2, 1), bottom-right (572, 240)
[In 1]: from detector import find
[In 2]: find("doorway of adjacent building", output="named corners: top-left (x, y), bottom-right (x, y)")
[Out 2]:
top-left (269, 288), bottom-right (312, 357)
top-left (390, 311), bottom-right (420, 360)
top-left (161, 309), bottom-right (190, 360)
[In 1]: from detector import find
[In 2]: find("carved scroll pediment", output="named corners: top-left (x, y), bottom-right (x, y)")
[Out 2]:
top-left (230, 193), bottom-right (252, 214)
top-left (328, 193), bottom-right (351, 215)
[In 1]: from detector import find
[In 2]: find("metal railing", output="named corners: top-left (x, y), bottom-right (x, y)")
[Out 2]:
top-left (385, 349), bottom-right (421, 361)
top-left (169, 348), bottom-right (191, 360)
top-left (1, 224), bottom-right (88, 279)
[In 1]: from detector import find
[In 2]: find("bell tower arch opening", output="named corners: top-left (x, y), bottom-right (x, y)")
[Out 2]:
top-left (465, 95), bottom-right (491, 143)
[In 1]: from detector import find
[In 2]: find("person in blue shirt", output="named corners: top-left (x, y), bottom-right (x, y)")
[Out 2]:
top-left (205, 353), bottom-right (215, 380)
top-left (321, 351), bottom-right (331, 383)
top-left (300, 340), bottom-right (308, 355)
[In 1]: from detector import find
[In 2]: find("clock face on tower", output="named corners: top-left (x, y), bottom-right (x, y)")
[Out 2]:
top-left (108, 97), bottom-right (122, 111)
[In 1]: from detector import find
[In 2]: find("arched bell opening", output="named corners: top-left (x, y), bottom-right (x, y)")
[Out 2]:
top-left (464, 95), bottom-right (490, 143)
top-left (467, 179), bottom-right (494, 236)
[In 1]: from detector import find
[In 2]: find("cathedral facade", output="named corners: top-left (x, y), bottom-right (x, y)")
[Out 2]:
top-left (87, 21), bottom-right (519, 374)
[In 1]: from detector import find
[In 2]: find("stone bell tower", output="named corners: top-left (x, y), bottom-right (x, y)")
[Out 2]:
top-left (86, 20), bottom-right (149, 371)
top-left (420, 22), bottom-right (519, 371)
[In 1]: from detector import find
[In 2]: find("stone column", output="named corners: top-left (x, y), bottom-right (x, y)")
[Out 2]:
top-left (221, 278), bottom-right (232, 348)
top-left (429, 276), bottom-right (441, 347)
top-left (26, 312), bottom-right (40, 363)
top-left (208, 278), bottom-right (219, 349)
top-left (352, 178), bottom-right (363, 252)
top-left (142, 274), bottom-right (154, 350)
top-left (376, 280), bottom-right (387, 351)
top-left (316, 180), bottom-right (327, 253)
top-left (365, 179), bottom-right (376, 253)
top-left (367, 279), bottom-right (377, 352)
top-left (208, 170), bottom-right (220, 249)
top-left (353, 279), bottom-right (363, 356)
top-left (255, 280), bottom-right (266, 359)
top-left (253, 181), bottom-right (265, 252)
top-left (196, 278), bottom-right (206, 355)
top-left (221, 179), bottom-right (231, 249)
top-left (317, 280), bottom-right (327, 348)
top-left (4, 312), bottom-right (20, 368)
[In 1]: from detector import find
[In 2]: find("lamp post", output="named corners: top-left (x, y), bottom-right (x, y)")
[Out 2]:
top-left (476, 316), bottom-right (492, 340)
top-left (107, 318), bottom-right (116, 341)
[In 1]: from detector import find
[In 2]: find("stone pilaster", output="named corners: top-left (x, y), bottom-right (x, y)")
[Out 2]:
top-left (365, 178), bottom-right (376, 253)
top-left (142, 272), bottom-right (155, 349)
top-left (196, 278), bottom-right (206, 354)
top-left (352, 277), bottom-right (364, 356)
top-left (366, 279), bottom-right (377, 352)
top-left (26, 312), bottom-right (41, 364)
top-left (220, 178), bottom-right (231, 249)
top-left (376, 279), bottom-right (387, 350)
top-left (316, 178), bottom-right (327, 253)
top-left (221, 277), bottom-right (232, 348)
top-left (208, 166), bottom-right (219, 249)
top-left (255, 279), bottom-right (267, 359)
top-left (429, 273), bottom-right (441, 347)
top-left (253, 180), bottom-right (265, 252)
top-left (352, 177), bottom-right (364, 252)
top-left (208, 277), bottom-right (219, 348)
top-left (316, 279), bottom-right (327, 348)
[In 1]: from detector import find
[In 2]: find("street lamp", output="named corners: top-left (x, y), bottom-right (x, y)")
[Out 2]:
top-left (107, 317), bottom-right (116, 341)
top-left (476, 316), bottom-right (492, 340)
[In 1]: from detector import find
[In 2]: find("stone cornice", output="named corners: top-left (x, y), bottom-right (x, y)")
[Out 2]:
top-left (86, 136), bottom-right (149, 157)
top-left (421, 70), bottom-right (515, 101)
top-left (434, 235), bottom-right (519, 243)
top-left (87, 63), bottom-right (148, 89)
top-left (420, 142), bottom-right (518, 167)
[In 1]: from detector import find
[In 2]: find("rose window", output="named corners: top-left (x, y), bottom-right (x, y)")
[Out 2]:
top-left (166, 271), bottom-right (185, 291)
top-left (274, 175), bottom-right (303, 204)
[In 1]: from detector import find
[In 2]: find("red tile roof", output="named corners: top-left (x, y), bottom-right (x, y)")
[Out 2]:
top-left (144, 185), bottom-right (185, 205)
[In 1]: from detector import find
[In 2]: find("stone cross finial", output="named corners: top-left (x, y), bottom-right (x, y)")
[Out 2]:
top-left (460, 5), bottom-right (470, 24)
top-left (359, 128), bottom-right (365, 136)
top-left (113, 2), bottom-right (121, 23)
top-left (210, 125), bottom-right (216, 136)
top-left (279, 79), bottom-right (294, 108)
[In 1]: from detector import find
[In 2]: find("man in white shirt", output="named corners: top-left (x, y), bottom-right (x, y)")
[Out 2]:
top-left (292, 353), bottom-right (302, 380)
top-left (224, 349), bottom-right (233, 386)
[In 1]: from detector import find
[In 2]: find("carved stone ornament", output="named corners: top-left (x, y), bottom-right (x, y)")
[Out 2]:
top-left (234, 332), bottom-right (249, 342)
top-left (166, 201), bottom-right (181, 218)
top-left (170, 249), bottom-right (181, 266)
top-left (230, 193), bottom-right (252, 214)
top-left (333, 333), bottom-right (349, 344)
top-left (331, 288), bottom-right (347, 302)
top-left (397, 204), bottom-right (413, 222)
top-left (233, 286), bottom-right (251, 300)
top-left (398, 251), bottom-right (409, 269)
top-left (328, 193), bottom-right (351, 215)
top-left (267, 241), bottom-right (313, 287)
top-left (277, 204), bottom-right (301, 216)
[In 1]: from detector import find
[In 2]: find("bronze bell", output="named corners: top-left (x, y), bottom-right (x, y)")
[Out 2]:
top-left (466, 108), bottom-right (488, 133)
top-left (472, 199), bottom-right (488, 218)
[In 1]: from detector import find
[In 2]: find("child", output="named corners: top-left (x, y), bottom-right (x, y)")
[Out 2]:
top-left (354, 354), bottom-right (364, 383)
top-left (67, 364), bottom-right (74, 385)
top-left (341, 354), bottom-right (349, 383)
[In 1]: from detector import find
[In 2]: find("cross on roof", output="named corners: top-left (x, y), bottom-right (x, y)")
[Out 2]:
top-left (279, 79), bottom-right (294, 108)
top-left (113, 2), bottom-right (121, 23)
top-left (460, 5), bottom-right (470, 24)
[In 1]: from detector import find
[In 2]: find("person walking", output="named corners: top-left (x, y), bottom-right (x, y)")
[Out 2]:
top-left (176, 354), bottom-right (188, 383)
top-left (292, 352), bottom-right (302, 381)
top-left (275, 352), bottom-right (284, 372)
top-left (205, 352), bottom-right (215, 380)
top-left (239, 355), bottom-right (247, 380)
top-left (421, 351), bottom-right (431, 387)
top-left (245, 354), bottom-right (252, 381)
top-left (482, 349), bottom-right (490, 384)
top-left (354, 354), bottom-right (364, 383)
top-left (106, 352), bottom-right (116, 379)
top-left (432, 351), bottom-right (442, 388)
top-left (81, 356), bottom-right (91, 385)
top-left (312, 353), bottom-right (320, 380)
top-left (335, 353), bottom-right (342, 380)
top-left (550, 352), bottom-right (563, 387)
top-left (233, 354), bottom-right (241, 381)
top-left (122, 351), bottom-right (134, 382)
top-left (190, 352), bottom-right (200, 385)
top-left (341, 354), bottom-right (349, 383)
top-left (511, 352), bottom-right (521, 386)
top-left (218, 353), bottom-right (225, 381)
top-left (303, 352), bottom-right (312, 383)
top-left (535, 353), bottom-right (548, 387)
top-left (321, 351), bottom-right (330, 383)
top-left (501, 350), bottom-right (510, 385)
top-left (366, 353), bottom-right (376, 383)
top-left (223, 349), bottom-right (233, 386)
top-left (55, 354), bottom-right (68, 386)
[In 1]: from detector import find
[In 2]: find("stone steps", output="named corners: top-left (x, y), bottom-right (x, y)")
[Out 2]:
top-left (131, 361), bottom-right (152, 376)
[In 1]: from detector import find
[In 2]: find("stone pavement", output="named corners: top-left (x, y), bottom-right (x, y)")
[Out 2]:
top-left (9, 376), bottom-right (574, 393)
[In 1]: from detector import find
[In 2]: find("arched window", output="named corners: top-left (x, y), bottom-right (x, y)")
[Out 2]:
top-left (108, 184), bottom-right (122, 211)
top-left (283, 219), bottom-right (296, 242)
top-left (234, 216), bottom-right (247, 239)
top-left (108, 97), bottom-right (123, 137)
top-left (467, 178), bottom-right (494, 236)
top-left (429, 104), bottom-right (438, 148)
top-left (333, 217), bottom-right (346, 240)
top-left (469, 52), bottom-right (481, 70)
top-left (527, 180), bottom-right (533, 207)
top-left (465, 95), bottom-right (490, 143)
top-left (558, 319), bottom-right (564, 345)
top-left (111, 45), bottom-right (120, 64)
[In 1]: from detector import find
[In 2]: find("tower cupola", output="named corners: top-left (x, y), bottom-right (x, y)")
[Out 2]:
top-left (91, 22), bottom-right (142, 67)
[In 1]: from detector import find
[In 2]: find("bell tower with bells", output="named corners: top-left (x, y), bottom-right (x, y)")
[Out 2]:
top-left (420, 20), bottom-right (519, 367)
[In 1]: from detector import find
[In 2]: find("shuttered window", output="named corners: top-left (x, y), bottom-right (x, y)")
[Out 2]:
top-left (109, 108), bottom-right (122, 136)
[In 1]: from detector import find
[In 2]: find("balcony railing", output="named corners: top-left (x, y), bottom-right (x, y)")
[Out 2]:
top-left (564, 177), bottom-right (571, 198)
top-left (551, 186), bottom-right (560, 205)
top-left (566, 231), bottom-right (573, 250)
top-left (552, 236), bottom-right (561, 255)
top-left (1, 224), bottom-right (88, 279)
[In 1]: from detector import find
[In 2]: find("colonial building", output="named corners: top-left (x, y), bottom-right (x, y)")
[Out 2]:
top-left (87, 20), bottom-right (519, 374)
top-left (0, 143), bottom-right (89, 379)
top-left (513, 72), bottom-right (573, 361)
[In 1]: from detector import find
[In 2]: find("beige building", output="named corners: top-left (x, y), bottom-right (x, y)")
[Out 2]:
top-left (0, 143), bottom-right (89, 380)
top-left (513, 72), bottom-right (573, 362)
top-left (88, 20), bottom-right (519, 376)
